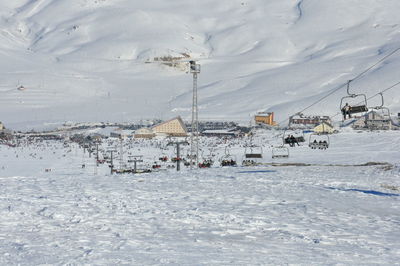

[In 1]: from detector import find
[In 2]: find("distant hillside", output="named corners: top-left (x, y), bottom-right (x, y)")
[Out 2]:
top-left (1, 0), bottom-right (400, 129)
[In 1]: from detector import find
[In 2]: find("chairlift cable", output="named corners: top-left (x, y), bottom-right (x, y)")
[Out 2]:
top-left (278, 46), bottom-right (400, 125)
top-left (330, 79), bottom-right (400, 119)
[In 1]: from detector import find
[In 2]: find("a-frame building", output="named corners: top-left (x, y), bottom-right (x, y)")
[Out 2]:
top-left (152, 116), bottom-right (188, 137)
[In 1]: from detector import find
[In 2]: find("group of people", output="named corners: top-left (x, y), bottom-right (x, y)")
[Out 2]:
top-left (221, 159), bottom-right (237, 167)
top-left (310, 139), bottom-right (328, 149)
top-left (312, 140), bottom-right (328, 145)
top-left (285, 135), bottom-right (300, 147)
top-left (198, 159), bottom-right (213, 168)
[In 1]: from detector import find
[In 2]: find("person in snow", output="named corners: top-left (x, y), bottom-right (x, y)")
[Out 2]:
top-left (290, 135), bottom-right (299, 146)
top-left (341, 103), bottom-right (352, 120)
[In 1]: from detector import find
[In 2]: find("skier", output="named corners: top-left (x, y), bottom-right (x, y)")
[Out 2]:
top-left (341, 103), bottom-right (352, 120)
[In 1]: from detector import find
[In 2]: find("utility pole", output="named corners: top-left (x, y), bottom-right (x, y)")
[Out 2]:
top-left (168, 141), bottom-right (188, 171)
top-left (189, 60), bottom-right (200, 168)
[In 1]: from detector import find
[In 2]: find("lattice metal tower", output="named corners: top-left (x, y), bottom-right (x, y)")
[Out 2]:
top-left (189, 60), bottom-right (200, 168)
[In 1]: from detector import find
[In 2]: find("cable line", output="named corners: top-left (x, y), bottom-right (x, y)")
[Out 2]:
top-left (331, 80), bottom-right (400, 119)
top-left (278, 46), bottom-right (400, 125)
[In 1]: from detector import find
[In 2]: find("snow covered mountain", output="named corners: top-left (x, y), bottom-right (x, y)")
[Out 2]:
top-left (1, 0), bottom-right (400, 129)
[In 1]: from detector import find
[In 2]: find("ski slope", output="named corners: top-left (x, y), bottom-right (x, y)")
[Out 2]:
top-left (0, 131), bottom-right (399, 264)
top-left (1, 0), bottom-right (400, 129)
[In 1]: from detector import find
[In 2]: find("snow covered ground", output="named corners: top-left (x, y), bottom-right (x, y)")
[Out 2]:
top-left (0, 0), bottom-right (399, 264)
top-left (0, 130), bottom-right (399, 264)
top-left (1, 0), bottom-right (400, 129)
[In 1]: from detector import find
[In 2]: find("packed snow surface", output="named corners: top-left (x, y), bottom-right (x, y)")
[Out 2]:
top-left (0, 130), bottom-right (399, 264)
top-left (1, 0), bottom-right (400, 129)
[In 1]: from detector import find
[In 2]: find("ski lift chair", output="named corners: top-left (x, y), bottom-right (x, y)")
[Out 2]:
top-left (244, 146), bottom-right (263, 159)
top-left (220, 147), bottom-right (237, 167)
top-left (372, 92), bottom-right (391, 120)
top-left (308, 133), bottom-right (330, 150)
top-left (272, 145), bottom-right (289, 158)
top-left (283, 129), bottom-right (305, 146)
top-left (340, 80), bottom-right (368, 118)
top-left (198, 150), bottom-right (213, 168)
top-left (243, 146), bottom-right (263, 166)
top-left (199, 159), bottom-right (213, 168)
top-left (159, 155), bottom-right (168, 162)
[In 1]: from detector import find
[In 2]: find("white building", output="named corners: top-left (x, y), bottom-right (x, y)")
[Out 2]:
top-left (352, 111), bottom-right (393, 130)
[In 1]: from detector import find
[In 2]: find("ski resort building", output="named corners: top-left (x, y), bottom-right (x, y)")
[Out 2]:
top-left (313, 122), bottom-right (336, 134)
top-left (255, 112), bottom-right (277, 126)
top-left (110, 129), bottom-right (133, 139)
top-left (151, 116), bottom-right (188, 137)
top-left (352, 111), bottom-right (394, 130)
top-left (289, 113), bottom-right (332, 129)
top-left (134, 128), bottom-right (156, 139)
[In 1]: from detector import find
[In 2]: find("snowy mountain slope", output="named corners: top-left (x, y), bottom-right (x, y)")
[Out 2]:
top-left (1, 0), bottom-right (400, 129)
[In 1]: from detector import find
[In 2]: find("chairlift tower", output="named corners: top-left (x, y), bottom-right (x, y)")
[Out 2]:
top-left (119, 137), bottom-right (124, 170)
top-left (189, 61), bottom-right (201, 168)
top-left (167, 140), bottom-right (189, 171)
top-left (128, 155), bottom-right (143, 173)
top-left (107, 148), bottom-right (117, 174)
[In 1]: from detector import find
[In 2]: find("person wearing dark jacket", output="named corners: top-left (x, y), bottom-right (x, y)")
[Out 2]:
top-left (341, 103), bottom-right (352, 120)
top-left (290, 135), bottom-right (299, 146)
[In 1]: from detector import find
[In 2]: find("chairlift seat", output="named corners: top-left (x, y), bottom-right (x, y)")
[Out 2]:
top-left (242, 160), bottom-right (257, 166)
top-left (272, 146), bottom-right (289, 159)
top-left (284, 136), bottom-right (305, 144)
top-left (349, 105), bottom-right (368, 114)
top-left (272, 154), bottom-right (289, 158)
top-left (245, 153), bottom-right (262, 159)
top-left (297, 136), bottom-right (305, 142)
top-left (221, 160), bottom-right (237, 167)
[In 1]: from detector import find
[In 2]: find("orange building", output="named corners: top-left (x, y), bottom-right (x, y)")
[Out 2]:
top-left (255, 112), bottom-right (277, 126)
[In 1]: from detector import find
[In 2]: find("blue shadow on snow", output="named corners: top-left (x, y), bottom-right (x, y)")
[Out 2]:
top-left (237, 170), bottom-right (277, 174)
top-left (326, 187), bottom-right (399, 197)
